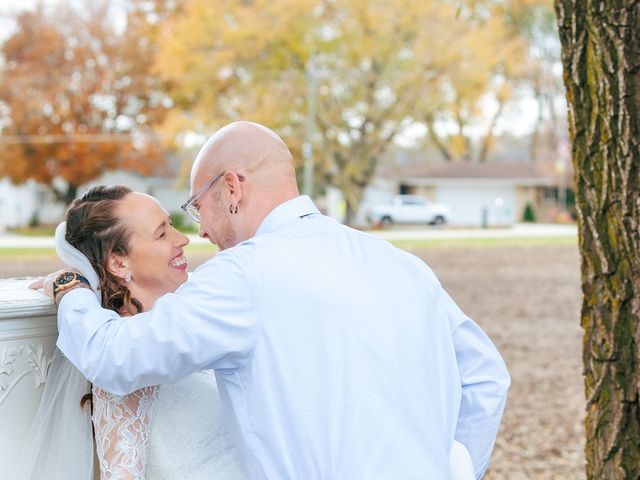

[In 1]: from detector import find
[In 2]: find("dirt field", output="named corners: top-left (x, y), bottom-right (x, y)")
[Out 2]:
top-left (416, 245), bottom-right (585, 480)
top-left (0, 243), bottom-right (585, 478)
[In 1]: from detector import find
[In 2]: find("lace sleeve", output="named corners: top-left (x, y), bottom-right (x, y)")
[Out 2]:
top-left (92, 385), bottom-right (159, 480)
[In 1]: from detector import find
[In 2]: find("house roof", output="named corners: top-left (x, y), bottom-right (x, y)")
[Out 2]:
top-left (395, 161), bottom-right (567, 187)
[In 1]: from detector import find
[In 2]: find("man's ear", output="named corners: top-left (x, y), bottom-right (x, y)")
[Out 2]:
top-left (223, 171), bottom-right (243, 203)
top-left (107, 253), bottom-right (128, 280)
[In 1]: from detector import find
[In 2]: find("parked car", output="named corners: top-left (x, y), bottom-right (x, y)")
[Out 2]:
top-left (367, 195), bottom-right (451, 227)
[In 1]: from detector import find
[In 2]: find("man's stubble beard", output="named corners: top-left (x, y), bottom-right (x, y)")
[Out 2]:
top-left (214, 214), bottom-right (240, 251)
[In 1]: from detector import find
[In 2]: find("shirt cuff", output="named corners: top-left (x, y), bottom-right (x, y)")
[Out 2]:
top-left (58, 285), bottom-right (98, 310)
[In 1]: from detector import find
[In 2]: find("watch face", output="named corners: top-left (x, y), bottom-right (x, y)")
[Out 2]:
top-left (57, 273), bottom-right (76, 286)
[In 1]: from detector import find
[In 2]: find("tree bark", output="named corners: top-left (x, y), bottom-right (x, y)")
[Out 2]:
top-left (555, 1), bottom-right (640, 478)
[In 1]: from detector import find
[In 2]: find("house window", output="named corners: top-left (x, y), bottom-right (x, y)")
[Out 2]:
top-left (542, 187), bottom-right (558, 203)
top-left (400, 195), bottom-right (426, 206)
top-left (399, 184), bottom-right (416, 195)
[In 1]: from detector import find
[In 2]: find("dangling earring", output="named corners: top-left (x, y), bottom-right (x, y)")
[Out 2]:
top-left (124, 273), bottom-right (132, 283)
top-left (229, 204), bottom-right (238, 214)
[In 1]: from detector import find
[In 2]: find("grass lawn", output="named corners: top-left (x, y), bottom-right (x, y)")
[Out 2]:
top-left (8, 223), bottom-right (199, 237)
top-left (391, 235), bottom-right (577, 251)
top-left (0, 235), bottom-right (576, 262)
top-left (0, 242), bottom-right (216, 257)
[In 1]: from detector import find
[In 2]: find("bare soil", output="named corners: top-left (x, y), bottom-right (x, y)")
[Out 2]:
top-left (0, 244), bottom-right (585, 479)
top-left (416, 245), bottom-right (584, 480)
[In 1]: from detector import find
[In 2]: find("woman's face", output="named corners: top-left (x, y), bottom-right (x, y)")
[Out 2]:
top-left (114, 192), bottom-right (190, 301)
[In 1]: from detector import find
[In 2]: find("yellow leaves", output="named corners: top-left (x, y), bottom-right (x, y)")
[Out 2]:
top-left (449, 135), bottom-right (470, 158)
top-left (154, 110), bottom-right (195, 150)
top-left (151, 0), bottom-right (551, 211)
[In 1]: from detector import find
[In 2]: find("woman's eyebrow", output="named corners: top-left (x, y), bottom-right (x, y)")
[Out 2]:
top-left (154, 220), bottom-right (167, 236)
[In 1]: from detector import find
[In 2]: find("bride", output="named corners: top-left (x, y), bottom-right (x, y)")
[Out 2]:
top-left (18, 184), bottom-right (475, 480)
top-left (16, 185), bottom-right (245, 480)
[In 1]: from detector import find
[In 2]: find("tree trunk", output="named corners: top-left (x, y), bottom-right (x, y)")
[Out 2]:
top-left (529, 82), bottom-right (545, 162)
top-left (344, 201), bottom-right (357, 227)
top-left (425, 114), bottom-right (454, 162)
top-left (342, 183), bottom-right (365, 227)
top-left (53, 183), bottom-right (79, 205)
top-left (65, 183), bottom-right (79, 205)
top-left (478, 98), bottom-right (505, 164)
top-left (555, 1), bottom-right (640, 478)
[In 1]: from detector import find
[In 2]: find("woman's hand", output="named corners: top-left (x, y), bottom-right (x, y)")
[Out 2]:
top-left (29, 269), bottom-right (67, 298)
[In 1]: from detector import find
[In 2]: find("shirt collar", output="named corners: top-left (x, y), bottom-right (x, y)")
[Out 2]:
top-left (255, 195), bottom-right (320, 236)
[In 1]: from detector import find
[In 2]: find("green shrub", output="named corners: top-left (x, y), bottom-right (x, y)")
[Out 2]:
top-left (170, 212), bottom-right (198, 233)
top-left (29, 212), bottom-right (40, 228)
top-left (523, 203), bottom-right (536, 222)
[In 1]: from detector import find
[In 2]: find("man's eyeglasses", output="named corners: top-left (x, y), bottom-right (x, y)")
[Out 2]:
top-left (181, 171), bottom-right (225, 223)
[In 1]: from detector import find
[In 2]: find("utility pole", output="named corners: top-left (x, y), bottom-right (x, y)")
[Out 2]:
top-left (303, 56), bottom-right (317, 197)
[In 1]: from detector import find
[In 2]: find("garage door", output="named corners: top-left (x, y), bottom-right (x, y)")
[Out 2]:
top-left (436, 184), bottom-right (515, 227)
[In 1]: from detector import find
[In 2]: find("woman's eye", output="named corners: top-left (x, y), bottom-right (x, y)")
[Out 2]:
top-left (158, 231), bottom-right (166, 239)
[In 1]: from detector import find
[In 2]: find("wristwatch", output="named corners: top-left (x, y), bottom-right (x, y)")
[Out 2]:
top-left (52, 272), bottom-right (91, 299)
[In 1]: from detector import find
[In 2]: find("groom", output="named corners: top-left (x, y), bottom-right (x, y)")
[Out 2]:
top-left (54, 121), bottom-right (509, 479)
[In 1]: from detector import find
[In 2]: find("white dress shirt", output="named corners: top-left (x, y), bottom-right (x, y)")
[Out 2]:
top-left (57, 195), bottom-right (510, 480)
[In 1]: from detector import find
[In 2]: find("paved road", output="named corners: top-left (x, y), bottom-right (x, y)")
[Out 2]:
top-left (0, 223), bottom-right (577, 249)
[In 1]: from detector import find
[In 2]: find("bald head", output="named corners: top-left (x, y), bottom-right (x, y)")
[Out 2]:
top-left (191, 121), bottom-right (296, 190)
top-left (190, 121), bottom-right (301, 249)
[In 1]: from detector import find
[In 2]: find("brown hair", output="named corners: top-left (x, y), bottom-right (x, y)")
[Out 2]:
top-left (65, 185), bottom-right (142, 409)
top-left (65, 185), bottom-right (143, 314)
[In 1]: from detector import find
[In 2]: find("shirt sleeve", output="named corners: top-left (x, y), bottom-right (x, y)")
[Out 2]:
top-left (445, 288), bottom-right (510, 479)
top-left (56, 250), bottom-right (257, 395)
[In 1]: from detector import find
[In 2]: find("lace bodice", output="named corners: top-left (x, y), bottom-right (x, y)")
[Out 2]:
top-left (92, 371), bottom-right (244, 480)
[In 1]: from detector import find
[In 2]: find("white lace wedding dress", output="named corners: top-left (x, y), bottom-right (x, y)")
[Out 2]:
top-left (92, 370), bottom-right (245, 480)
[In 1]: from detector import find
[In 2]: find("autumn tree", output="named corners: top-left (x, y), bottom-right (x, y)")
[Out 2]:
top-left (418, 1), bottom-right (531, 164)
top-left (505, 0), bottom-right (564, 162)
top-left (155, 0), bottom-right (535, 223)
top-left (555, 1), bottom-right (640, 478)
top-left (0, 1), bottom-right (168, 206)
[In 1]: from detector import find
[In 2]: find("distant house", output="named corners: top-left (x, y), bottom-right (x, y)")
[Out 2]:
top-left (393, 162), bottom-right (572, 227)
top-left (0, 151), bottom-right (195, 232)
top-left (0, 171), bottom-right (191, 232)
top-left (0, 179), bottom-right (65, 231)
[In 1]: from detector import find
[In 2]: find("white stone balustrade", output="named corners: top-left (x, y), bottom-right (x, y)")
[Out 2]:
top-left (0, 278), bottom-right (57, 473)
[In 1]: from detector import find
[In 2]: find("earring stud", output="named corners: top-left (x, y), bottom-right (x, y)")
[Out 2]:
top-left (124, 273), bottom-right (132, 283)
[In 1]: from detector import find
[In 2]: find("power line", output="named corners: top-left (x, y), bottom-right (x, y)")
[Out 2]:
top-left (0, 132), bottom-right (153, 144)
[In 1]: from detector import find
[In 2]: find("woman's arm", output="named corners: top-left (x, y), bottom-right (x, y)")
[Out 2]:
top-left (92, 385), bottom-right (159, 480)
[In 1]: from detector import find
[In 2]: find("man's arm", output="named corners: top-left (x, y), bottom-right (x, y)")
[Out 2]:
top-left (56, 251), bottom-right (257, 395)
top-left (444, 289), bottom-right (510, 479)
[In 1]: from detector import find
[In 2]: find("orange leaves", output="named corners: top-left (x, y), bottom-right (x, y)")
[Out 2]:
top-left (0, 3), bottom-right (169, 203)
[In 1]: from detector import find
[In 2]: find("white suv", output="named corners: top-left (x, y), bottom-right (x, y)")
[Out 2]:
top-left (367, 195), bottom-right (451, 227)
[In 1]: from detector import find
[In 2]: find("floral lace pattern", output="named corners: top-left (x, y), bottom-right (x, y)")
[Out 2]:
top-left (92, 385), bottom-right (159, 480)
top-left (92, 371), bottom-right (243, 480)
